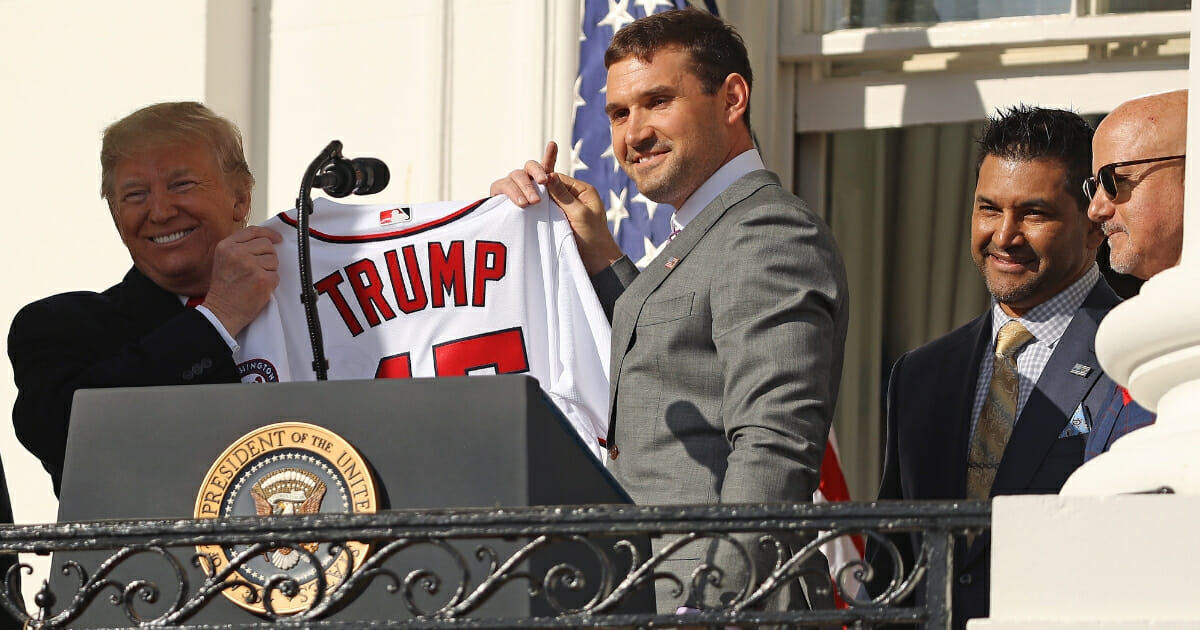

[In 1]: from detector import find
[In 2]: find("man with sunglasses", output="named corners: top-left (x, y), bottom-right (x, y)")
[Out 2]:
top-left (870, 106), bottom-right (1153, 629)
top-left (1086, 89), bottom-right (1187, 281)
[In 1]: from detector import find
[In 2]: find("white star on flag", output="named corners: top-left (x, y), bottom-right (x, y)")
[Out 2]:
top-left (601, 142), bottom-right (622, 173)
top-left (632, 191), bottom-right (661, 222)
top-left (597, 0), bottom-right (636, 34)
top-left (606, 187), bottom-right (631, 236)
top-left (570, 139), bottom-right (589, 175)
top-left (572, 75), bottom-right (586, 111)
top-left (635, 0), bottom-right (676, 15)
top-left (634, 236), bottom-right (668, 269)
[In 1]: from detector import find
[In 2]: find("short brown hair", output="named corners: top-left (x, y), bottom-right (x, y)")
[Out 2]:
top-left (100, 101), bottom-right (254, 212)
top-left (604, 8), bottom-right (753, 130)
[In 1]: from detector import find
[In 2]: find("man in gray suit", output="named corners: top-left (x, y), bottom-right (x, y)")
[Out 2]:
top-left (494, 8), bottom-right (849, 614)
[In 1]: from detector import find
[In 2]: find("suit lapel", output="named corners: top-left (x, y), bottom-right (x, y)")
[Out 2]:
top-left (606, 171), bottom-right (775, 431)
top-left (947, 318), bottom-right (992, 498)
top-left (1086, 378), bottom-right (1121, 454)
top-left (989, 327), bottom-right (1097, 495)
top-left (944, 316), bottom-right (994, 566)
top-left (991, 280), bottom-right (1118, 496)
top-left (118, 267), bottom-right (186, 328)
top-left (907, 316), bottom-right (990, 567)
top-left (911, 315), bottom-right (990, 501)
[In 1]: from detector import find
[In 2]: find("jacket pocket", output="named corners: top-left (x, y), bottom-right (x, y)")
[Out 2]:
top-left (636, 292), bottom-right (695, 327)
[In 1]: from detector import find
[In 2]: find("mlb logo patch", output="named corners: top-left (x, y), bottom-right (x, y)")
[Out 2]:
top-left (379, 207), bottom-right (411, 225)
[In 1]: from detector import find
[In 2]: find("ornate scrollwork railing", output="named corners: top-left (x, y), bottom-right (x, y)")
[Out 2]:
top-left (0, 501), bottom-right (988, 629)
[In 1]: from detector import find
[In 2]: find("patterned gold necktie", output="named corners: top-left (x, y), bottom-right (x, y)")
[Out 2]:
top-left (967, 320), bottom-right (1034, 500)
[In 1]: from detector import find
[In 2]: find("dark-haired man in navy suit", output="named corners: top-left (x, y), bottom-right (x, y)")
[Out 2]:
top-left (870, 105), bottom-right (1153, 630)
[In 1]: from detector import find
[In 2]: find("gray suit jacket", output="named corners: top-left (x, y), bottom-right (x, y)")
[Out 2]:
top-left (594, 169), bottom-right (849, 611)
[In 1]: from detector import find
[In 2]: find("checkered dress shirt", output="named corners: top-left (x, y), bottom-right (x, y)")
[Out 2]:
top-left (968, 264), bottom-right (1101, 441)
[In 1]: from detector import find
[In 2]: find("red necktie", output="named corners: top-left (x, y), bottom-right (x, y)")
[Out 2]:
top-left (185, 296), bottom-right (205, 308)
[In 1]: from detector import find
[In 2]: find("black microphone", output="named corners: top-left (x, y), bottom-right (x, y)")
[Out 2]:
top-left (311, 156), bottom-right (390, 197)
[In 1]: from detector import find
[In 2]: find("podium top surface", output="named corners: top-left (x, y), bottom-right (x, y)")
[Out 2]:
top-left (59, 376), bottom-right (628, 522)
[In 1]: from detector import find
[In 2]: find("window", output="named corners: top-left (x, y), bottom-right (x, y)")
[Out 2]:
top-left (821, 0), bottom-right (1188, 32)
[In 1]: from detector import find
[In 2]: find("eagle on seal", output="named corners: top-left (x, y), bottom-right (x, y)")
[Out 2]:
top-left (250, 468), bottom-right (327, 569)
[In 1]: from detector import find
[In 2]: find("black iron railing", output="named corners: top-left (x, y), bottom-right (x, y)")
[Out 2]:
top-left (0, 501), bottom-right (988, 629)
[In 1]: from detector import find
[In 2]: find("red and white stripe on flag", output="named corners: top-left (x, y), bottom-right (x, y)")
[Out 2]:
top-left (813, 428), bottom-right (866, 606)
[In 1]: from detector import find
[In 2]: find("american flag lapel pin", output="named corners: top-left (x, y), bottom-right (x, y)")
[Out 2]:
top-left (664, 257), bottom-right (680, 269)
top-left (1069, 363), bottom-right (1092, 377)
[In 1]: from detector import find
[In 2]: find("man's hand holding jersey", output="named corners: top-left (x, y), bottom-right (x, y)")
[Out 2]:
top-left (490, 141), bottom-right (623, 276)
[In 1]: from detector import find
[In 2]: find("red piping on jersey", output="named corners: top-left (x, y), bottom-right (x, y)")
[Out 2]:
top-left (275, 198), bottom-right (488, 244)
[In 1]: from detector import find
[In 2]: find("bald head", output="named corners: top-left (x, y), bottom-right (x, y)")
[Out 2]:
top-left (1099, 90), bottom-right (1187, 158)
top-left (1088, 90), bottom-right (1187, 280)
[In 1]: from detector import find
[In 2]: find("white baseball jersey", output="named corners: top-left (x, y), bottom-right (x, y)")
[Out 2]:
top-left (235, 194), bottom-right (611, 459)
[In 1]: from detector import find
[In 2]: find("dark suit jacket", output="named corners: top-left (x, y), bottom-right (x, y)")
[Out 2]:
top-left (594, 169), bottom-right (850, 611)
top-left (8, 267), bottom-right (239, 494)
top-left (1084, 383), bottom-right (1155, 460)
top-left (871, 277), bottom-right (1142, 629)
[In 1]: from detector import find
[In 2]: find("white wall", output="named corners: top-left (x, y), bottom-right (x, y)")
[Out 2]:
top-left (977, 495), bottom-right (1200, 628)
top-left (260, 0), bottom-right (577, 216)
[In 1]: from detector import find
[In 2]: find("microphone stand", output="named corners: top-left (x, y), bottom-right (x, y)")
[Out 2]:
top-left (295, 140), bottom-right (344, 380)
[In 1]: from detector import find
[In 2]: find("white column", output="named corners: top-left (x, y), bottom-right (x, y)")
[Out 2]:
top-left (1059, 3), bottom-right (1200, 496)
top-left (971, 495), bottom-right (1200, 630)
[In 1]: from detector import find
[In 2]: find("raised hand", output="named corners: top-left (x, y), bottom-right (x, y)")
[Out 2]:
top-left (491, 142), bottom-right (623, 275)
top-left (202, 226), bottom-right (282, 336)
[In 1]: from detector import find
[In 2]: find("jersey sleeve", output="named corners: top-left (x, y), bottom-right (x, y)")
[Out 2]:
top-left (234, 295), bottom-right (300, 382)
top-left (537, 197), bottom-right (612, 460)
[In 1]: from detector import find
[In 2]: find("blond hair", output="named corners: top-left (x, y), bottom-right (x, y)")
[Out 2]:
top-left (100, 102), bottom-right (254, 213)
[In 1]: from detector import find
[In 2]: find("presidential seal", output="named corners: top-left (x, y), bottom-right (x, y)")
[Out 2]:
top-left (194, 422), bottom-right (377, 615)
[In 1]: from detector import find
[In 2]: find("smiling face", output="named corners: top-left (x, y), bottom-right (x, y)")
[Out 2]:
top-left (604, 46), bottom-right (748, 210)
top-left (111, 140), bottom-right (250, 297)
top-left (972, 155), bottom-right (1103, 316)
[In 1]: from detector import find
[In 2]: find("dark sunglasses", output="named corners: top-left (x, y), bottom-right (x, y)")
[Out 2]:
top-left (1082, 154), bottom-right (1185, 201)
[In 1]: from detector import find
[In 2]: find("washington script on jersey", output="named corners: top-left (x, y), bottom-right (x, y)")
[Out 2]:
top-left (235, 192), bottom-right (612, 459)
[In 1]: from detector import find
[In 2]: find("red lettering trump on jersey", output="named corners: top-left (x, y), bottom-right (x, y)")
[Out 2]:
top-left (236, 193), bottom-right (613, 460)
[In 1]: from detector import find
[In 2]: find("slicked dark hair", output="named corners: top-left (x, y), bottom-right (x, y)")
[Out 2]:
top-left (605, 7), bottom-right (753, 130)
top-left (975, 105), bottom-right (1094, 211)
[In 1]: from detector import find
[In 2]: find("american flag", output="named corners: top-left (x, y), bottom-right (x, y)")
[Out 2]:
top-left (570, 0), bottom-right (702, 268)
top-left (815, 428), bottom-right (867, 606)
